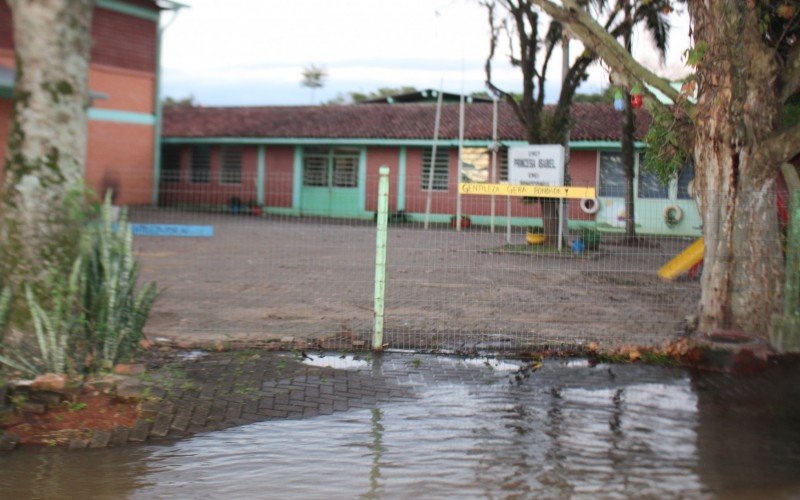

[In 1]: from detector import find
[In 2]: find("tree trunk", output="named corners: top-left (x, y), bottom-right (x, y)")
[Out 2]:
top-left (540, 199), bottom-right (559, 246)
top-left (690, 1), bottom-right (784, 337)
top-left (621, 88), bottom-right (636, 241)
top-left (620, 3), bottom-right (635, 242)
top-left (1, 0), bottom-right (94, 300)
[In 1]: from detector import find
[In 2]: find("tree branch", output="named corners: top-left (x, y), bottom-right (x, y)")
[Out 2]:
top-left (532, 0), bottom-right (691, 116)
top-left (483, 0), bottom-right (525, 126)
top-left (765, 121), bottom-right (800, 166)
top-left (538, 21), bottom-right (561, 108)
top-left (780, 44), bottom-right (800, 102)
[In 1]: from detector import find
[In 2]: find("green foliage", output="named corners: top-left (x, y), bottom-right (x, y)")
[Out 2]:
top-left (574, 86), bottom-right (615, 103)
top-left (78, 195), bottom-right (156, 371)
top-left (642, 105), bottom-right (688, 184)
top-left (162, 94), bottom-right (197, 107)
top-left (301, 65), bottom-right (327, 90)
top-left (579, 227), bottom-right (601, 251)
top-left (66, 401), bottom-right (87, 412)
top-left (684, 41), bottom-right (707, 67)
top-left (0, 196), bottom-right (156, 376)
top-left (784, 93), bottom-right (800, 128)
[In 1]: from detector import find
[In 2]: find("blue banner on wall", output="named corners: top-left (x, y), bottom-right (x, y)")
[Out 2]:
top-left (130, 224), bottom-right (214, 237)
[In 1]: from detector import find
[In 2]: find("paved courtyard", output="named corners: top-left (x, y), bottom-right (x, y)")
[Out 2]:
top-left (132, 209), bottom-right (700, 351)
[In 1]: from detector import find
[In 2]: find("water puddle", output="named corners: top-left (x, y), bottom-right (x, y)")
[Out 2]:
top-left (458, 357), bottom-right (521, 371)
top-left (300, 353), bottom-right (370, 370)
top-left (1, 355), bottom-right (798, 498)
top-left (177, 350), bottom-right (208, 361)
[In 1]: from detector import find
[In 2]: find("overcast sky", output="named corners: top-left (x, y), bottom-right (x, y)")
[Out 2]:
top-left (159, 0), bottom-right (692, 106)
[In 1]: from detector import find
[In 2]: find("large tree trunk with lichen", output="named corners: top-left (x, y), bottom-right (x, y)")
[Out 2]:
top-left (691, 2), bottom-right (783, 336)
top-left (0, 0), bottom-right (94, 304)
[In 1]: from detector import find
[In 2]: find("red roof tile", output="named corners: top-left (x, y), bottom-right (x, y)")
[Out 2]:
top-left (163, 102), bottom-right (651, 142)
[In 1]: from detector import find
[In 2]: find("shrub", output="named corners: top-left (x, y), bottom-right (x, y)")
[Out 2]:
top-left (579, 227), bottom-right (601, 251)
top-left (0, 196), bottom-right (156, 376)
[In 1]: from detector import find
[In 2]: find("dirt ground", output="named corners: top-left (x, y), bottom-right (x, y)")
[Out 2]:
top-left (131, 208), bottom-right (700, 351)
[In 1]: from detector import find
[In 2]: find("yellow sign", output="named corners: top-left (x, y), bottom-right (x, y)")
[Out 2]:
top-left (458, 183), bottom-right (596, 199)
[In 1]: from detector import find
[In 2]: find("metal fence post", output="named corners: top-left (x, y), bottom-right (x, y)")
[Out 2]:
top-left (372, 166), bottom-right (390, 351)
top-left (772, 164), bottom-right (800, 352)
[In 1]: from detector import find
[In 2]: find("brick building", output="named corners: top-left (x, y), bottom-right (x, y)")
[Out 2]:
top-left (0, 0), bottom-right (182, 205)
top-left (161, 101), bottom-right (703, 236)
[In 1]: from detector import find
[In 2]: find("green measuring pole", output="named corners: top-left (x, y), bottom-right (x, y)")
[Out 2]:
top-left (372, 166), bottom-right (390, 351)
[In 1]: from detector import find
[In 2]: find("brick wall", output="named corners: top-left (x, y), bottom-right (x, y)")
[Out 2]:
top-left (159, 145), bottom-right (260, 207)
top-left (85, 121), bottom-right (154, 205)
top-left (264, 146), bottom-right (295, 209)
top-left (365, 147), bottom-right (400, 212)
top-left (0, 3), bottom-right (157, 74)
top-left (91, 7), bottom-right (157, 74)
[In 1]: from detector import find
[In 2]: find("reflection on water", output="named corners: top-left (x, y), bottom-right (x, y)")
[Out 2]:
top-left (0, 357), bottom-right (798, 498)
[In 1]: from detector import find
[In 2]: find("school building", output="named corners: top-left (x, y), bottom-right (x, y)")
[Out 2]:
top-left (0, 0), bottom-right (182, 205)
top-left (160, 100), bottom-right (703, 236)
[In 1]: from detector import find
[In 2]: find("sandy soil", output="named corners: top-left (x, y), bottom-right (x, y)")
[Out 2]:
top-left (132, 208), bottom-right (700, 350)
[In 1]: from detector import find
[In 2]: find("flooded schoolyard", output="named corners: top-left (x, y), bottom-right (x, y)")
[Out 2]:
top-left (1, 353), bottom-right (798, 498)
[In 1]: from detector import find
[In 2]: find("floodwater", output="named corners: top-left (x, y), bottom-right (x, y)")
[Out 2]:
top-left (1, 355), bottom-right (799, 499)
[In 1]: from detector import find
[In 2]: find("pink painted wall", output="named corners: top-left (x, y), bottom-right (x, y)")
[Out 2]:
top-left (365, 147), bottom-right (400, 212)
top-left (159, 145), bottom-right (258, 206)
top-left (264, 146), bottom-right (294, 208)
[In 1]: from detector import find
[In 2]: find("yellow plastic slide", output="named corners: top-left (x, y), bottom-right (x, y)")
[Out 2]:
top-left (658, 238), bottom-right (704, 281)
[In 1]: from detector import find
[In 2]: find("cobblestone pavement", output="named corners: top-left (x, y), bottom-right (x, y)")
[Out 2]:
top-left (59, 348), bottom-right (800, 453)
top-left (91, 349), bottom-right (708, 446)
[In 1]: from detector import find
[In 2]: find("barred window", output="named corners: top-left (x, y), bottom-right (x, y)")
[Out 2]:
top-left (421, 148), bottom-right (449, 191)
top-left (220, 147), bottom-right (242, 184)
top-left (303, 155), bottom-right (328, 186)
top-left (332, 151), bottom-right (359, 187)
top-left (160, 145), bottom-right (181, 183)
top-left (303, 147), bottom-right (360, 187)
top-left (498, 148), bottom-right (508, 182)
top-left (190, 145), bottom-right (211, 184)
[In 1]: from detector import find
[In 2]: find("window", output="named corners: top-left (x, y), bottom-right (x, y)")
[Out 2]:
top-left (332, 152), bottom-right (358, 187)
top-left (498, 148), bottom-right (508, 182)
top-left (421, 148), bottom-right (449, 190)
top-left (190, 146), bottom-right (211, 184)
top-left (677, 160), bottom-right (695, 199)
top-left (302, 147), bottom-right (360, 187)
top-left (599, 152), bottom-right (625, 197)
top-left (219, 147), bottom-right (242, 184)
top-left (638, 169), bottom-right (669, 199)
top-left (303, 155), bottom-right (327, 186)
top-left (160, 145), bottom-right (181, 183)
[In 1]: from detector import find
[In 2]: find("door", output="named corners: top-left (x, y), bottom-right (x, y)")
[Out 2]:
top-left (300, 147), bottom-right (361, 217)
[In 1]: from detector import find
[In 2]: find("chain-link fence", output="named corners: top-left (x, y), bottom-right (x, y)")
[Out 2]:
top-left (119, 164), bottom-right (711, 353)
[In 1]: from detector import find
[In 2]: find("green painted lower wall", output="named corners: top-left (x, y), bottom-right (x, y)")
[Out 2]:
top-left (88, 108), bottom-right (156, 125)
top-left (596, 197), bottom-right (702, 237)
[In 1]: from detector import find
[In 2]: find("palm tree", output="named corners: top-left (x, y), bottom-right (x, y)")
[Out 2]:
top-left (301, 65), bottom-right (327, 104)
